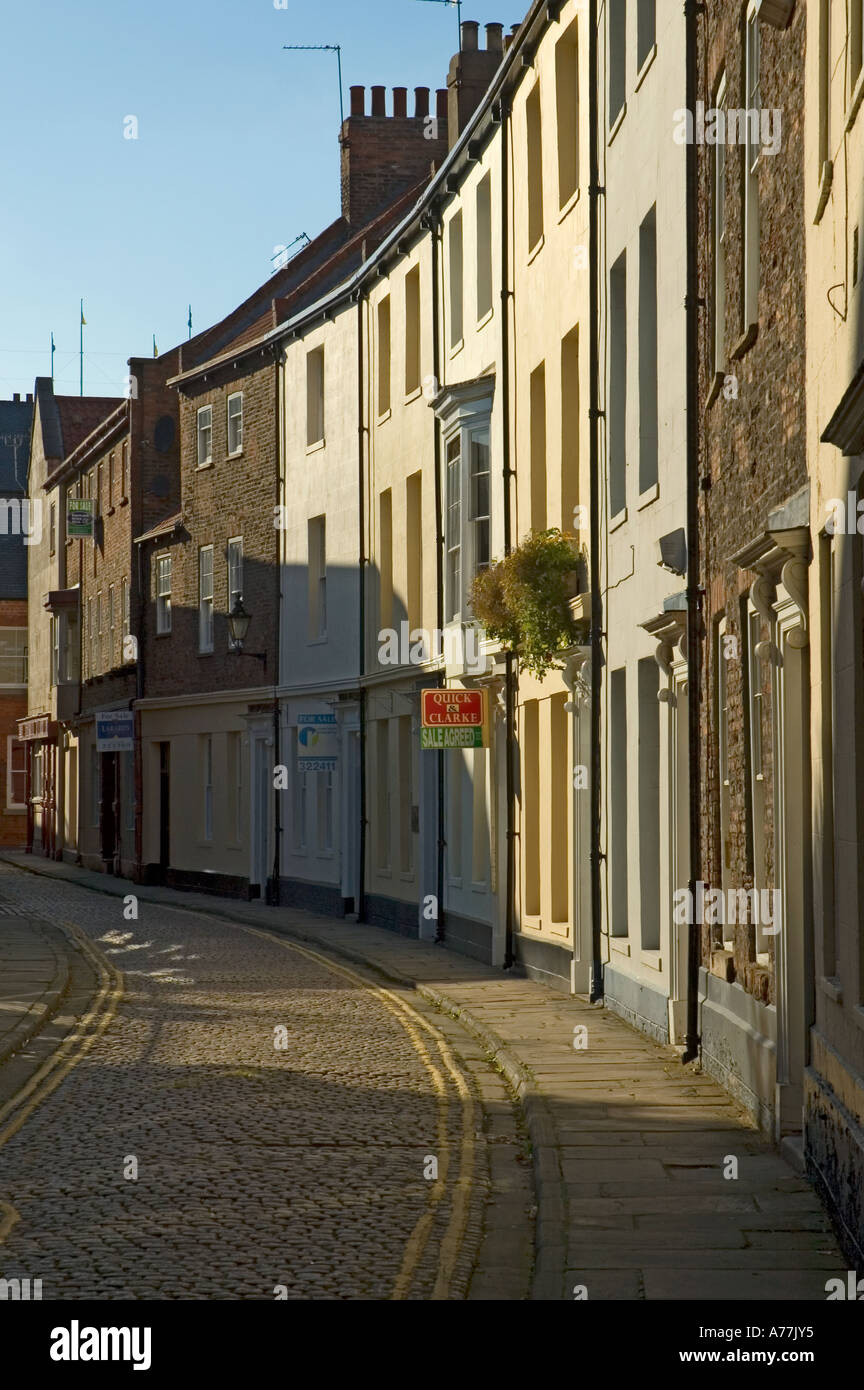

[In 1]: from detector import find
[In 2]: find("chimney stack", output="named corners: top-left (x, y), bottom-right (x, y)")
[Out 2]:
top-left (340, 83), bottom-right (448, 226)
top-left (447, 17), bottom-right (506, 149)
top-left (26, 393), bottom-right (32, 403)
top-left (12, 392), bottom-right (20, 402)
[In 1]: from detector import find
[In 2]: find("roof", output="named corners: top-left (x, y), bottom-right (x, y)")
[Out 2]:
top-left (54, 396), bottom-right (123, 460)
top-left (0, 398), bottom-right (32, 495)
top-left (134, 511), bottom-right (183, 545)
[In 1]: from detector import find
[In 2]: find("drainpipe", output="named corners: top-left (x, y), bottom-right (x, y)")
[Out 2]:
top-left (270, 342), bottom-right (282, 905)
top-left (683, 0), bottom-right (703, 1062)
top-left (500, 91), bottom-right (515, 970)
top-left (357, 293), bottom-right (367, 922)
top-left (428, 206), bottom-right (446, 943)
top-left (588, 0), bottom-right (604, 1001)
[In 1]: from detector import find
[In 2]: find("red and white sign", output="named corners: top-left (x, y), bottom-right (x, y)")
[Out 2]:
top-left (421, 689), bottom-right (485, 727)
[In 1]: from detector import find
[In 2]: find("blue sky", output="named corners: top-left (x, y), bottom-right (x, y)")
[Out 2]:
top-left (0, 0), bottom-right (510, 400)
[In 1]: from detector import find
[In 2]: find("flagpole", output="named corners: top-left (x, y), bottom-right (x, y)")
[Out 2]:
top-left (50, 332), bottom-right (55, 382)
top-left (187, 305), bottom-right (192, 340)
top-left (79, 300), bottom-right (84, 396)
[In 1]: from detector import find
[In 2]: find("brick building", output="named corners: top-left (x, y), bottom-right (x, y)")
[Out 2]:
top-left (696, 0), bottom-right (809, 1141)
top-left (0, 394), bottom-right (32, 845)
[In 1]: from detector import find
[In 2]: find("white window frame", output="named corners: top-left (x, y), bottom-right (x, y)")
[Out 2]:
top-left (227, 537), bottom-right (243, 617)
top-left (439, 398), bottom-right (493, 625)
top-left (713, 73), bottom-right (727, 375)
top-left (199, 545), bottom-right (214, 653)
top-left (743, 6), bottom-right (761, 331)
top-left (227, 393), bottom-right (243, 456)
top-left (197, 405), bottom-right (213, 467)
top-left (156, 553), bottom-right (172, 634)
top-left (121, 440), bottom-right (130, 498)
top-left (0, 628), bottom-right (28, 687)
top-left (6, 735), bottom-right (25, 810)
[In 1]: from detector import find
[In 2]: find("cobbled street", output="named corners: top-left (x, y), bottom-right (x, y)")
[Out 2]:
top-left (0, 864), bottom-right (533, 1301)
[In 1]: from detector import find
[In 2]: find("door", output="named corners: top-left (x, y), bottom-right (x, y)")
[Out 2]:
top-left (158, 742), bottom-right (170, 872)
top-left (100, 752), bottom-right (117, 866)
top-left (250, 735), bottom-right (270, 896)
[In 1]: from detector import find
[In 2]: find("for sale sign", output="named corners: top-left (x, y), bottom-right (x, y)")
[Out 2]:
top-left (68, 498), bottom-right (95, 538)
top-left (420, 688), bottom-right (488, 749)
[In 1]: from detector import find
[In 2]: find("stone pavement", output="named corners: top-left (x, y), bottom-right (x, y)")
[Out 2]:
top-left (0, 914), bottom-right (70, 1068)
top-left (0, 851), bottom-right (850, 1301)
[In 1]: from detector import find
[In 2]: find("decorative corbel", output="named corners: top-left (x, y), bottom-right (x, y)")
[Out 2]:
top-left (750, 573), bottom-right (779, 663)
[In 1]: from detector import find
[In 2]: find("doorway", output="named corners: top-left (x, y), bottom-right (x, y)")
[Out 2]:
top-left (158, 742), bottom-right (170, 873)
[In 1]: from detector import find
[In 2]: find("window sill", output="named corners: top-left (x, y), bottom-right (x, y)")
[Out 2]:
top-left (198, 650), bottom-right (214, 658)
top-left (376, 408), bottom-right (392, 425)
top-left (635, 42), bottom-right (657, 92)
top-left (641, 949), bottom-right (663, 971)
top-left (476, 305), bottom-right (494, 330)
top-left (227, 449), bottom-right (244, 461)
top-left (637, 482), bottom-right (659, 510)
top-left (813, 160), bottom-right (833, 225)
top-left (195, 840), bottom-right (213, 850)
top-left (307, 634), bottom-right (328, 646)
top-left (470, 880), bottom-right (488, 894)
top-left (821, 975), bottom-right (843, 1003)
top-left (557, 185), bottom-right (581, 224)
top-left (527, 233), bottom-right (545, 265)
top-left (846, 69), bottom-right (864, 136)
top-left (610, 936), bottom-right (630, 956)
top-left (156, 630), bottom-right (172, 639)
top-left (731, 322), bottom-right (758, 360)
top-left (609, 505), bottom-right (628, 533)
top-left (107, 506), bottom-right (116, 517)
top-left (705, 370), bottom-right (724, 409)
top-left (306, 439), bottom-right (326, 455)
top-left (608, 101), bottom-right (627, 145)
top-left (377, 868), bottom-right (393, 880)
top-left (196, 461), bottom-right (214, 472)
top-left (404, 386), bottom-right (423, 405)
top-left (449, 337), bottom-right (464, 359)
top-left (119, 496), bottom-right (129, 507)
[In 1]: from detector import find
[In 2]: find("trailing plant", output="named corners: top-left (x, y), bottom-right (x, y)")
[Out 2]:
top-left (470, 528), bottom-right (585, 679)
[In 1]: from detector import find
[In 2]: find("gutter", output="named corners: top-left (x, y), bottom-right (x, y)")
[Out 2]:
top-left (357, 291), bottom-right (368, 923)
top-left (588, 0), bottom-right (604, 1002)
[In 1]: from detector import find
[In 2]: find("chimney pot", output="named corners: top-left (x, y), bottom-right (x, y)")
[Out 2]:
top-left (393, 86), bottom-right (407, 118)
top-left (350, 85), bottom-right (365, 116)
top-left (486, 22), bottom-right (504, 53)
top-left (12, 392), bottom-right (20, 402)
top-left (436, 87), bottom-right (448, 119)
top-left (26, 393), bottom-right (32, 403)
top-left (414, 86), bottom-right (430, 118)
top-left (371, 85), bottom-right (386, 116)
top-left (462, 20), bottom-right (479, 50)
top-left (509, 23), bottom-right (520, 36)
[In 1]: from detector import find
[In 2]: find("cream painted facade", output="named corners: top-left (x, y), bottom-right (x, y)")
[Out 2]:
top-left (597, 1), bottom-right (689, 1040)
top-left (805, 0), bottom-right (864, 1261)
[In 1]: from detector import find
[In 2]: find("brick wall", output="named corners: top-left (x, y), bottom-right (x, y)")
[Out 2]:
top-left (142, 354), bottom-right (279, 697)
top-left (697, 3), bottom-right (807, 1000)
top-left (340, 86), bottom-right (448, 227)
top-left (0, 597), bottom-right (27, 845)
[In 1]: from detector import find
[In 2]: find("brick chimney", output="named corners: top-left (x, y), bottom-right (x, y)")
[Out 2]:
top-left (447, 19), bottom-right (505, 149)
top-left (340, 85), bottom-right (449, 227)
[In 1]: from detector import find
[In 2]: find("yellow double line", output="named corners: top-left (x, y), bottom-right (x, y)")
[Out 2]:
top-left (0, 920), bottom-right (124, 1171)
top-left (238, 928), bottom-right (477, 1301)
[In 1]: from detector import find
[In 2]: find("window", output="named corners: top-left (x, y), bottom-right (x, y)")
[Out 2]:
top-left (31, 746), bottom-right (43, 802)
top-left (376, 720), bottom-right (391, 872)
top-left (523, 701), bottom-right (539, 912)
top-left (306, 347), bottom-right (325, 446)
top-left (122, 749), bottom-right (135, 834)
top-left (0, 629), bottom-right (28, 685)
top-left (308, 516), bottom-right (326, 639)
top-left (156, 553), bottom-right (171, 634)
top-left (108, 584), bottom-right (116, 667)
top-left (199, 545), bottom-right (214, 653)
top-left (637, 0), bottom-right (655, 71)
top-left (530, 362), bottom-right (547, 531)
top-left (108, 452), bottom-right (115, 504)
top-left (227, 732), bottom-right (242, 843)
top-left (469, 430), bottom-right (491, 582)
top-left (292, 730), bottom-right (307, 853)
top-left (743, 8), bottom-right (761, 330)
top-left (638, 657), bottom-right (660, 950)
top-left (638, 206), bottom-right (658, 494)
top-left (50, 616), bottom-right (60, 687)
top-left (377, 296), bottom-right (391, 416)
top-left (121, 440), bottom-right (129, 498)
top-left (88, 598), bottom-right (96, 675)
top-left (555, 21), bottom-right (579, 207)
top-left (561, 325), bottom-right (580, 531)
top-left (609, 0), bottom-right (626, 125)
top-left (526, 82), bottom-right (544, 250)
top-left (746, 602), bottom-right (769, 952)
top-left (49, 502), bottom-right (56, 556)
top-left (379, 490), bottom-right (393, 632)
top-left (610, 667), bottom-right (628, 935)
top-left (121, 577), bottom-right (130, 642)
top-left (6, 736), bottom-right (25, 810)
top-left (90, 744), bottom-right (100, 828)
top-left (717, 617), bottom-right (732, 899)
top-left (197, 406), bottom-right (213, 466)
top-left (609, 250), bottom-right (627, 517)
top-left (406, 473), bottom-right (423, 630)
top-left (405, 267), bottom-right (421, 396)
top-left (445, 436), bottom-right (462, 622)
top-left (227, 393), bottom-right (243, 455)
top-left (317, 769), bottom-right (334, 853)
top-left (227, 537), bottom-right (243, 618)
top-left (449, 213), bottom-right (464, 348)
top-left (96, 463), bottom-right (103, 517)
top-left (476, 174), bottom-right (493, 320)
top-left (202, 736), bottom-right (213, 841)
top-left (713, 75), bottom-right (728, 373)
top-left (852, 0), bottom-right (863, 92)
top-left (98, 590), bottom-right (106, 668)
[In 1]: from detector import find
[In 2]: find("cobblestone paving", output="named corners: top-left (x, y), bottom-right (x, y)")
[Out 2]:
top-left (0, 866), bottom-right (531, 1300)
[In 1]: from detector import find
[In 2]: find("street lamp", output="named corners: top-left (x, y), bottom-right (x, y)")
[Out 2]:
top-left (228, 596), bottom-right (267, 667)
